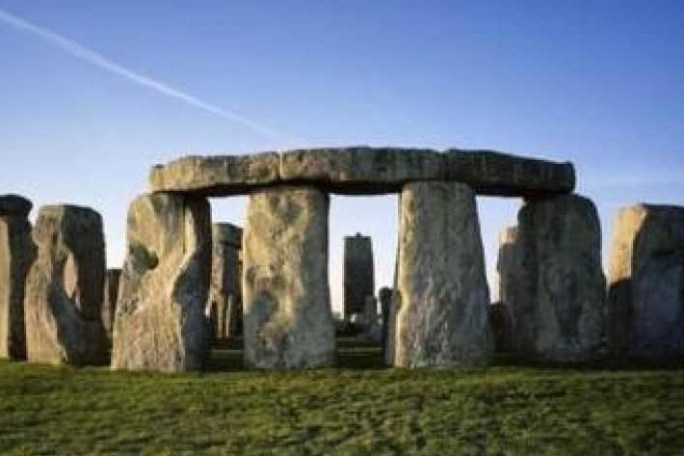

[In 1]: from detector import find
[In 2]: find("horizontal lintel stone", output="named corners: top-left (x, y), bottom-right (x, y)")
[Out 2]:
top-left (148, 147), bottom-right (575, 197)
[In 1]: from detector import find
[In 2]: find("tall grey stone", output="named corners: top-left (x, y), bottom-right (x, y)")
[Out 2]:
top-left (394, 182), bottom-right (492, 367)
top-left (515, 195), bottom-right (605, 362)
top-left (102, 268), bottom-right (121, 341)
top-left (243, 186), bottom-right (335, 369)
top-left (495, 226), bottom-right (522, 352)
top-left (0, 194), bottom-right (35, 360)
top-left (207, 223), bottom-right (242, 341)
top-left (607, 205), bottom-right (684, 359)
top-left (112, 193), bottom-right (211, 372)
top-left (24, 205), bottom-right (108, 365)
top-left (343, 233), bottom-right (374, 319)
top-left (379, 287), bottom-right (393, 358)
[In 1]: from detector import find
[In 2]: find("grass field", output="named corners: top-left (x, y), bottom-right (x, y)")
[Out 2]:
top-left (1, 339), bottom-right (683, 455)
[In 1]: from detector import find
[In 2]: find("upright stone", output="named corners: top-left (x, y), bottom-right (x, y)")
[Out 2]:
top-left (207, 223), bottom-right (242, 341)
top-left (496, 226), bottom-right (522, 352)
top-left (515, 195), bottom-right (605, 362)
top-left (102, 268), bottom-right (121, 340)
top-left (0, 195), bottom-right (35, 360)
top-left (243, 186), bottom-right (335, 369)
top-left (607, 205), bottom-right (684, 359)
top-left (343, 233), bottom-right (374, 319)
top-left (395, 182), bottom-right (492, 367)
top-left (112, 193), bottom-right (211, 372)
top-left (24, 205), bottom-right (108, 365)
top-left (379, 287), bottom-right (393, 358)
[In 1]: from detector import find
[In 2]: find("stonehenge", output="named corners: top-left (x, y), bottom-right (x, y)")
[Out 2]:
top-left (112, 193), bottom-right (211, 372)
top-left (5, 146), bottom-right (684, 372)
top-left (343, 233), bottom-right (374, 319)
top-left (607, 205), bottom-right (684, 359)
top-left (394, 182), bottom-right (492, 367)
top-left (242, 186), bottom-right (335, 369)
top-left (24, 205), bottom-right (108, 366)
top-left (0, 195), bottom-right (35, 360)
top-left (207, 223), bottom-right (243, 341)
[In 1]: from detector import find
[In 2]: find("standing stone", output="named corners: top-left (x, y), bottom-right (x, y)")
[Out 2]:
top-left (24, 205), bottom-right (108, 365)
top-left (207, 223), bottom-right (242, 341)
top-left (379, 287), bottom-right (393, 358)
top-left (496, 226), bottom-right (523, 353)
top-left (343, 233), bottom-right (375, 319)
top-left (359, 295), bottom-right (381, 342)
top-left (243, 186), bottom-right (335, 369)
top-left (112, 193), bottom-right (211, 372)
top-left (515, 195), bottom-right (605, 362)
top-left (607, 205), bottom-right (684, 359)
top-left (395, 182), bottom-right (492, 367)
top-left (0, 195), bottom-right (35, 360)
top-left (102, 268), bottom-right (121, 341)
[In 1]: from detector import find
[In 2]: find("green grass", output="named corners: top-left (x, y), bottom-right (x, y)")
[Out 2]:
top-left (1, 339), bottom-right (683, 455)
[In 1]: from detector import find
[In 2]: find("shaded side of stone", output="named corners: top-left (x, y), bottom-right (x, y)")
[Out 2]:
top-left (516, 195), bottom-right (605, 362)
top-left (207, 223), bottom-right (242, 341)
top-left (102, 268), bottom-right (121, 341)
top-left (445, 149), bottom-right (575, 197)
top-left (25, 205), bottom-right (108, 366)
top-left (0, 215), bottom-right (35, 360)
top-left (112, 193), bottom-right (211, 372)
top-left (496, 226), bottom-right (523, 353)
top-left (343, 233), bottom-right (374, 319)
top-left (394, 181), bottom-right (493, 367)
top-left (607, 204), bottom-right (684, 359)
top-left (243, 185), bottom-right (335, 369)
top-left (0, 194), bottom-right (32, 218)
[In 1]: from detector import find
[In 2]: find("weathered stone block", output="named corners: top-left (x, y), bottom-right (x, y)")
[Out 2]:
top-left (102, 268), bottom-right (121, 340)
top-left (24, 205), bottom-right (108, 365)
top-left (243, 186), bottom-right (335, 369)
top-left (280, 147), bottom-right (445, 194)
top-left (207, 223), bottom-right (242, 341)
top-left (515, 195), bottom-right (605, 362)
top-left (394, 182), bottom-right (492, 367)
top-left (343, 233), bottom-right (375, 319)
top-left (0, 194), bottom-right (32, 218)
top-left (445, 149), bottom-right (575, 197)
top-left (0, 197), bottom-right (35, 360)
top-left (607, 205), bottom-right (684, 359)
top-left (149, 153), bottom-right (280, 196)
top-left (112, 193), bottom-right (211, 372)
top-left (496, 226), bottom-right (523, 352)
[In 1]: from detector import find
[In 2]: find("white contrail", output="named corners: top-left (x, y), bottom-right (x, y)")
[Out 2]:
top-left (0, 7), bottom-right (290, 142)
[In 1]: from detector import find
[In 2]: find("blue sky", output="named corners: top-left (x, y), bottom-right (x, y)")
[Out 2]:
top-left (1, 1), bottom-right (683, 311)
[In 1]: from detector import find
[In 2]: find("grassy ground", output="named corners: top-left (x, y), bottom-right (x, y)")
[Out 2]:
top-left (1, 339), bottom-right (683, 455)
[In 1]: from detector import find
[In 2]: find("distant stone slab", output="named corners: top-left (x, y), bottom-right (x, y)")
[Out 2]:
top-left (445, 149), bottom-right (576, 197)
top-left (148, 147), bottom-right (575, 197)
top-left (0, 194), bottom-right (32, 217)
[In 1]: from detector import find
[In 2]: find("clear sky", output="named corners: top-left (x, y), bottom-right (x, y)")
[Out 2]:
top-left (1, 1), bottom-right (683, 312)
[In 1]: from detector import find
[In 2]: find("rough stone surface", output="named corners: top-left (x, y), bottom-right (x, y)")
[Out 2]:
top-left (496, 226), bottom-right (523, 353)
top-left (515, 195), bottom-right (605, 362)
top-left (243, 186), bottom-right (335, 369)
top-left (0, 214), bottom-right (35, 360)
top-left (112, 193), bottom-right (211, 372)
top-left (280, 147), bottom-right (445, 194)
top-left (24, 205), bottom-right (108, 365)
top-left (343, 233), bottom-right (375, 319)
top-left (149, 147), bottom-right (575, 197)
top-left (149, 153), bottom-right (280, 196)
top-left (394, 182), bottom-right (492, 367)
top-left (0, 194), bottom-right (32, 218)
top-left (445, 149), bottom-right (576, 197)
top-left (102, 268), bottom-right (121, 341)
top-left (207, 223), bottom-right (242, 341)
top-left (379, 287), bottom-right (393, 359)
top-left (607, 205), bottom-right (684, 359)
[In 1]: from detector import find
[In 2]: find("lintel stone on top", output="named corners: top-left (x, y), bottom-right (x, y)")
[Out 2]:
top-left (148, 146), bottom-right (575, 197)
